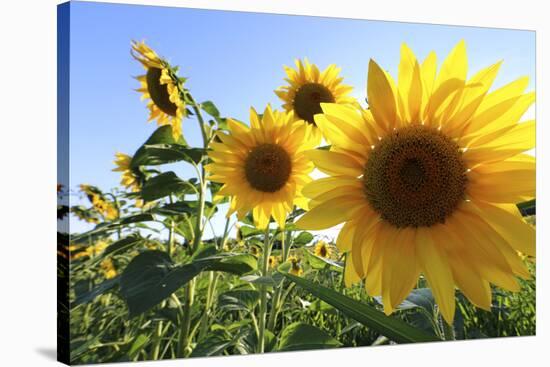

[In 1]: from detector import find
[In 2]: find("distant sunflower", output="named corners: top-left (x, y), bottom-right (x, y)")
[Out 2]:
top-left (268, 255), bottom-right (279, 269)
top-left (100, 258), bottom-right (117, 279)
top-left (288, 256), bottom-right (303, 276)
top-left (313, 240), bottom-right (331, 259)
top-left (297, 41), bottom-right (535, 324)
top-left (131, 40), bottom-right (186, 140)
top-left (275, 59), bottom-right (356, 144)
top-left (206, 106), bottom-right (315, 229)
top-left (79, 184), bottom-right (118, 221)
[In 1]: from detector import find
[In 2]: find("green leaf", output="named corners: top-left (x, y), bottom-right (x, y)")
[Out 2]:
top-left (517, 199), bottom-right (535, 216)
top-left (238, 225), bottom-right (264, 238)
top-left (119, 251), bottom-right (205, 317)
top-left (240, 275), bottom-right (277, 287)
top-left (206, 253), bottom-right (258, 275)
top-left (128, 334), bottom-right (149, 359)
top-left (102, 236), bottom-right (143, 258)
top-left (399, 288), bottom-right (436, 312)
top-left (218, 289), bottom-right (260, 311)
top-left (132, 144), bottom-right (205, 168)
top-left (294, 232), bottom-right (314, 246)
top-left (239, 327), bottom-right (276, 354)
top-left (119, 213), bottom-right (155, 225)
top-left (277, 322), bottom-right (341, 351)
top-left (119, 250), bottom-right (258, 317)
top-left (282, 273), bottom-right (441, 343)
top-left (141, 172), bottom-right (194, 201)
top-left (201, 101), bottom-right (220, 118)
top-left (72, 277), bottom-right (119, 307)
top-left (71, 214), bottom-right (155, 242)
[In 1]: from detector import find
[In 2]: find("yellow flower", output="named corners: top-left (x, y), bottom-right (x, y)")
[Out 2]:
top-left (313, 240), bottom-right (331, 259)
top-left (297, 41), bottom-right (535, 324)
top-left (288, 256), bottom-right (303, 276)
top-left (131, 40), bottom-right (186, 140)
top-left (79, 184), bottom-right (119, 220)
top-left (275, 59), bottom-right (356, 144)
top-left (249, 246), bottom-right (260, 257)
top-left (268, 255), bottom-right (279, 269)
top-left (206, 106), bottom-right (315, 229)
top-left (71, 206), bottom-right (100, 224)
top-left (100, 258), bottom-right (117, 279)
top-left (112, 152), bottom-right (141, 192)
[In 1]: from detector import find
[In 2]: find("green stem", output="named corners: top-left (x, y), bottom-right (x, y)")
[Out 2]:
top-left (180, 280), bottom-right (195, 357)
top-left (257, 226), bottom-right (272, 353)
top-left (198, 272), bottom-right (219, 339)
top-left (440, 312), bottom-right (456, 341)
top-left (151, 320), bottom-right (163, 360)
top-left (267, 230), bottom-right (286, 331)
top-left (220, 217), bottom-right (231, 250)
top-left (179, 95), bottom-right (210, 357)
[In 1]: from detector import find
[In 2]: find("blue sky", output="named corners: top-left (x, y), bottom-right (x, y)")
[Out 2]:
top-left (65, 1), bottom-right (535, 237)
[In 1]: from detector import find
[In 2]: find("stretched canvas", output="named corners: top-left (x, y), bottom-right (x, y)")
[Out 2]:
top-left (57, 1), bottom-right (536, 365)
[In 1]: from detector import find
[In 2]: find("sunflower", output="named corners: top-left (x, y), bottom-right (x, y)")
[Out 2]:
top-left (268, 255), bottom-right (279, 269)
top-left (206, 105), bottom-right (315, 229)
top-left (131, 40), bottom-right (186, 140)
top-left (275, 59), bottom-right (356, 144)
top-left (100, 258), bottom-right (117, 279)
top-left (79, 184), bottom-right (118, 221)
top-left (313, 240), bottom-right (332, 259)
top-left (112, 152), bottom-right (141, 192)
top-left (287, 256), bottom-right (304, 276)
top-left (296, 41), bottom-right (535, 324)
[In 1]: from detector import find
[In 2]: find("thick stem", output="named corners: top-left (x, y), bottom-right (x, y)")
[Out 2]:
top-left (257, 226), bottom-right (271, 353)
top-left (440, 312), bottom-right (456, 341)
top-left (180, 279), bottom-right (195, 357)
top-left (180, 96), bottom-right (210, 357)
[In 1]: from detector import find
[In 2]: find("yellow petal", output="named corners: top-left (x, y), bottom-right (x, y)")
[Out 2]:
top-left (430, 224), bottom-right (492, 310)
top-left (344, 252), bottom-right (361, 287)
top-left (382, 227), bottom-right (419, 311)
top-left (467, 164), bottom-right (535, 203)
top-left (472, 201), bottom-right (535, 257)
top-left (306, 150), bottom-right (363, 177)
top-left (367, 59), bottom-right (397, 133)
top-left (295, 195), bottom-right (365, 230)
top-left (435, 40), bottom-right (467, 87)
top-left (417, 227), bottom-right (456, 325)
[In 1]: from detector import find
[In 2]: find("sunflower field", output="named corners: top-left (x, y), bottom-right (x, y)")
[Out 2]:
top-left (58, 39), bottom-right (536, 365)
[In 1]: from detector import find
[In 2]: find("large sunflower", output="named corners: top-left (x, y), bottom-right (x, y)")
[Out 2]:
top-left (275, 59), bottom-right (356, 144)
top-left (131, 41), bottom-right (186, 140)
top-left (296, 41), bottom-right (535, 324)
top-left (206, 106), bottom-right (315, 229)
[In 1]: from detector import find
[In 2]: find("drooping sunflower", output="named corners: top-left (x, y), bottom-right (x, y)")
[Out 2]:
top-left (79, 184), bottom-right (118, 221)
top-left (131, 40), bottom-right (186, 140)
top-left (112, 152), bottom-right (141, 192)
top-left (296, 41), bottom-right (535, 324)
top-left (313, 240), bottom-right (332, 259)
top-left (206, 105), bottom-right (315, 229)
top-left (275, 59), bottom-right (356, 144)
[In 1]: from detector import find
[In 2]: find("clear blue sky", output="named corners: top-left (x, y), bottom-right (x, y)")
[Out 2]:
top-left (65, 1), bottom-right (535, 237)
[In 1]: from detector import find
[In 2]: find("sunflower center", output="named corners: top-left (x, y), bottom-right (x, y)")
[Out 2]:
top-left (146, 67), bottom-right (178, 116)
top-left (293, 83), bottom-right (335, 125)
top-left (245, 144), bottom-right (292, 192)
top-left (363, 125), bottom-right (467, 228)
top-left (319, 246), bottom-right (327, 257)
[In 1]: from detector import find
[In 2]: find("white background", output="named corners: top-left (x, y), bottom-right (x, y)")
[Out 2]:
top-left (0, 0), bottom-right (546, 366)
